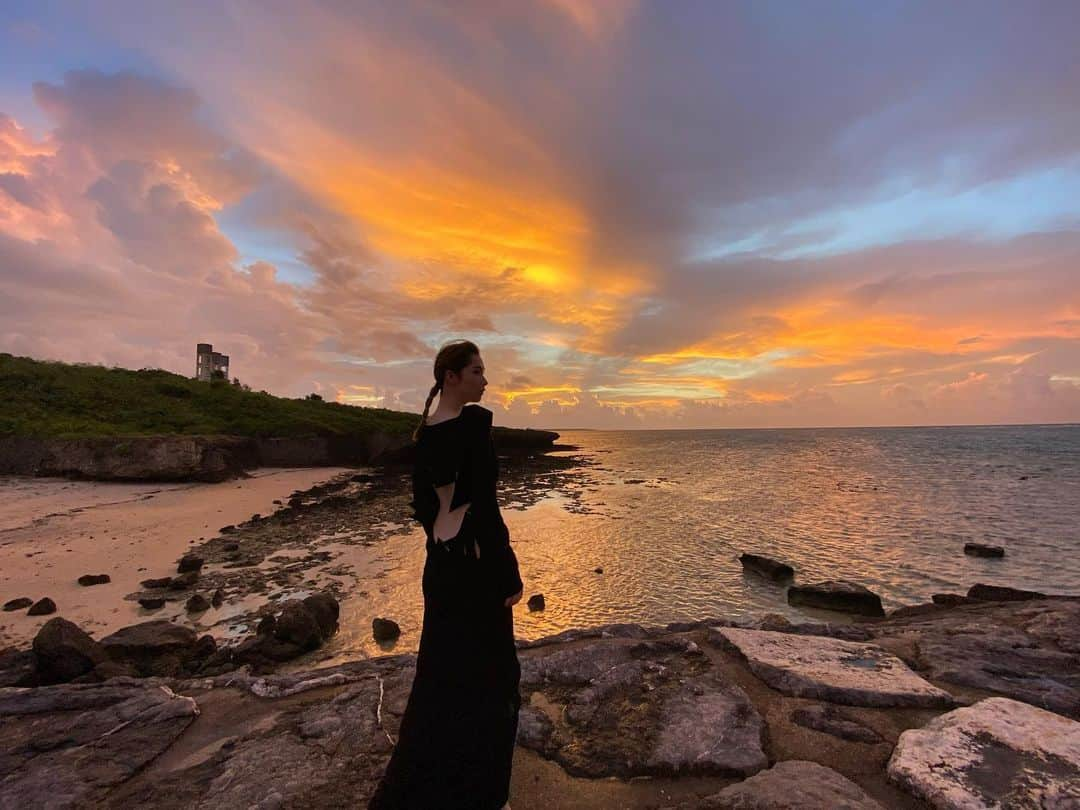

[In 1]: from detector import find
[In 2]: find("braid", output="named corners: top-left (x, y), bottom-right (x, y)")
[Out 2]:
top-left (412, 382), bottom-right (442, 441)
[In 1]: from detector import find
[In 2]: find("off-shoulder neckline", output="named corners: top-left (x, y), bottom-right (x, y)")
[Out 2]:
top-left (425, 410), bottom-right (466, 427)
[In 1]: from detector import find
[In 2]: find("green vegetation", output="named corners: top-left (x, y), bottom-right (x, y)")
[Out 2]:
top-left (0, 353), bottom-right (417, 438)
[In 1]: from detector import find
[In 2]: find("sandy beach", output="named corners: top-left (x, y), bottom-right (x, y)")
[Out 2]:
top-left (0, 468), bottom-right (354, 648)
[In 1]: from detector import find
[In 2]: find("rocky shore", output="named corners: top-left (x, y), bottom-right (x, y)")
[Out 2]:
top-left (1, 594), bottom-right (1077, 809)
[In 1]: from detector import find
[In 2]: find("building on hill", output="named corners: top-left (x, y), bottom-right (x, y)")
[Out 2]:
top-left (195, 343), bottom-right (230, 381)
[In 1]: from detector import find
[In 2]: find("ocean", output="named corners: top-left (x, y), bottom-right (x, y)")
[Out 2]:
top-left (333, 423), bottom-right (1080, 659)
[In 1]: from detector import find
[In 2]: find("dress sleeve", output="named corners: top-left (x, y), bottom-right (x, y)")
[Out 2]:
top-left (417, 429), bottom-right (459, 487)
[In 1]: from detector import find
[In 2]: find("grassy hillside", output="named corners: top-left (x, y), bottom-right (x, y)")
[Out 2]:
top-left (0, 353), bottom-right (417, 438)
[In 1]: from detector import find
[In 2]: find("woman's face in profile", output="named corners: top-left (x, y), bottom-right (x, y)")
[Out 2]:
top-left (458, 353), bottom-right (487, 402)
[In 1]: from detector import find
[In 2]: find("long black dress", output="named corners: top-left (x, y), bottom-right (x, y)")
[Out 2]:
top-left (368, 404), bottom-right (524, 810)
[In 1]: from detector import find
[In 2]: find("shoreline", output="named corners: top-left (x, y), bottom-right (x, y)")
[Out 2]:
top-left (0, 468), bottom-right (355, 648)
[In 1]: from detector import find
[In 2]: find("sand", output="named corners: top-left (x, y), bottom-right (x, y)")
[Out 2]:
top-left (0, 468), bottom-right (355, 648)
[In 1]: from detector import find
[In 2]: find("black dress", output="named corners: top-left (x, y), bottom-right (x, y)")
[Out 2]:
top-left (368, 404), bottom-right (524, 810)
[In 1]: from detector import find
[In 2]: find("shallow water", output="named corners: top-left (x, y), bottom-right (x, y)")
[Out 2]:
top-left (324, 423), bottom-right (1080, 662)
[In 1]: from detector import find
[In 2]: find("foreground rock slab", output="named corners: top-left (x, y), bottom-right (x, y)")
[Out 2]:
top-left (0, 681), bottom-right (199, 808)
top-left (887, 697), bottom-right (1080, 809)
top-left (715, 627), bottom-right (955, 708)
top-left (675, 760), bottom-right (885, 809)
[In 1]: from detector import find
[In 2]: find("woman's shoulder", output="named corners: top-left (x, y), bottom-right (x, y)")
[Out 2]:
top-left (462, 404), bottom-right (493, 428)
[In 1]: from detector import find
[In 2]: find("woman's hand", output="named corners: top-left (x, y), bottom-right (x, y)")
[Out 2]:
top-left (504, 588), bottom-right (523, 608)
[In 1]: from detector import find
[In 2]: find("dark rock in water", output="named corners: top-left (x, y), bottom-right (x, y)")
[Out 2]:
top-left (219, 524), bottom-right (237, 533)
top-left (100, 620), bottom-right (200, 677)
top-left (790, 703), bottom-right (884, 743)
top-left (302, 593), bottom-right (340, 638)
top-left (177, 554), bottom-right (204, 574)
top-left (594, 567), bottom-right (603, 574)
top-left (211, 588), bottom-right (225, 608)
top-left (274, 601), bottom-right (323, 651)
top-left (788, 580), bottom-right (885, 617)
top-left (32, 617), bottom-right (108, 684)
top-left (739, 553), bottom-right (795, 582)
top-left (0, 648), bottom-right (38, 687)
top-left (932, 593), bottom-right (971, 606)
top-left (3, 597), bottom-right (33, 611)
top-left (140, 576), bottom-right (172, 589)
top-left (373, 617), bottom-right (401, 641)
top-left (77, 573), bottom-right (111, 586)
top-left (167, 571), bottom-right (198, 590)
top-left (138, 597), bottom-right (166, 610)
top-left (527, 594), bottom-right (546, 611)
top-left (964, 543), bottom-right (1005, 558)
top-left (27, 597), bottom-right (56, 616)
top-left (185, 593), bottom-right (211, 613)
top-left (967, 583), bottom-right (1046, 601)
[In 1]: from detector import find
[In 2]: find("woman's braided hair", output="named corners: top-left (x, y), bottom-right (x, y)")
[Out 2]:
top-left (412, 339), bottom-right (481, 442)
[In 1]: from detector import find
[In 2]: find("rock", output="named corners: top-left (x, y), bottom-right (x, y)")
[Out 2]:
top-left (964, 542), bottom-right (1004, 558)
top-left (527, 593), bottom-right (546, 611)
top-left (3, 597), bottom-right (33, 611)
top-left (696, 760), bottom-right (885, 809)
top-left (93, 660), bottom-right (139, 680)
top-left (27, 597), bottom-right (56, 615)
top-left (301, 592), bottom-right (340, 639)
top-left (185, 593), bottom-right (211, 612)
top-left (220, 524), bottom-right (236, 533)
top-left (739, 553), bottom-right (795, 582)
top-left (31, 617), bottom-right (108, 684)
top-left (787, 580), bottom-right (885, 617)
top-left (211, 588), bottom-right (225, 608)
top-left (177, 554), bottom-right (204, 573)
top-left (138, 597), bottom-right (166, 610)
top-left (790, 703), bottom-right (884, 743)
top-left (257, 614), bottom-right (277, 636)
top-left (594, 567), bottom-right (603, 574)
top-left (167, 571), bottom-right (198, 590)
top-left (223, 542), bottom-right (239, 552)
top-left (714, 628), bottom-right (955, 708)
top-left (373, 617), bottom-right (400, 642)
top-left (0, 648), bottom-right (38, 687)
top-left (140, 576), bottom-right (172, 589)
top-left (0, 681), bottom-right (199, 807)
top-left (77, 573), bottom-right (111, 586)
top-left (931, 593), bottom-right (970, 606)
top-left (967, 583), bottom-right (1046, 601)
top-left (887, 697), bottom-right (1080, 808)
top-left (99, 620), bottom-right (200, 676)
top-left (274, 601), bottom-right (323, 651)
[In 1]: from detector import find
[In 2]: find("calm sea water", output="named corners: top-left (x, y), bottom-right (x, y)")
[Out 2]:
top-left (334, 423), bottom-right (1080, 660)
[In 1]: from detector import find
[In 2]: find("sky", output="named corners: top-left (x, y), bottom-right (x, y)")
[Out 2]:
top-left (2, 1), bottom-right (1079, 430)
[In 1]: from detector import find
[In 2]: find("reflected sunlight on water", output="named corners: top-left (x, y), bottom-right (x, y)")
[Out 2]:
top-left (320, 424), bottom-right (1080, 663)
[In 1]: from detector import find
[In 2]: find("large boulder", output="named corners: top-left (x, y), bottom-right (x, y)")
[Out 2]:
top-left (887, 697), bottom-right (1080, 808)
top-left (302, 592), bottom-right (340, 639)
top-left (739, 553), bottom-right (795, 582)
top-left (787, 580), bottom-right (884, 617)
top-left (31, 617), bottom-right (108, 685)
top-left (99, 620), bottom-right (201, 677)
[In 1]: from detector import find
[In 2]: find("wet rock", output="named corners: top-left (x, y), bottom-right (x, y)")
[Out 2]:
top-left (27, 597), bottom-right (56, 616)
top-left (211, 588), bottom-right (225, 608)
top-left (739, 553), bottom-right (795, 582)
top-left (185, 593), bottom-right (211, 613)
top-left (0, 681), bottom-right (198, 808)
top-left (275, 601), bottom-right (323, 651)
top-left (257, 614), bottom-right (277, 636)
top-left (516, 702), bottom-right (556, 750)
top-left (964, 542), bottom-right (1004, 558)
top-left (219, 524), bottom-right (236, 533)
top-left (138, 597), bottom-right (166, 610)
top-left (693, 760), bottom-right (886, 809)
top-left (302, 593), bottom-right (340, 639)
top-left (887, 697), bottom-right (1080, 808)
top-left (167, 571), bottom-right (198, 590)
top-left (527, 594), bottom-right (546, 611)
top-left (594, 567), bottom-right (603, 574)
top-left (931, 593), bottom-right (970, 606)
top-left (223, 542), bottom-right (240, 552)
top-left (32, 617), bottom-right (108, 684)
top-left (77, 573), bottom-right (111, 586)
top-left (967, 583), bottom-right (1046, 601)
top-left (790, 703), bottom-right (884, 744)
top-left (177, 554), bottom-right (204, 574)
top-left (372, 617), bottom-right (400, 642)
top-left (140, 576), bottom-right (172, 589)
top-left (787, 580), bottom-right (885, 617)
top-left (714, 628), bottom-right (955, 708)
top-left (3, 597), bottom-right (32, 611)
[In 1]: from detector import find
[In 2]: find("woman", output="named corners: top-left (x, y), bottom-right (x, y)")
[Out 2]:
top-left (368, 340), bottom-right (525, 810)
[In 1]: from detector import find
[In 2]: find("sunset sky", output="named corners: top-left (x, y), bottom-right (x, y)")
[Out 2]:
top-left (2, 1), bottom-right (1079, 429)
